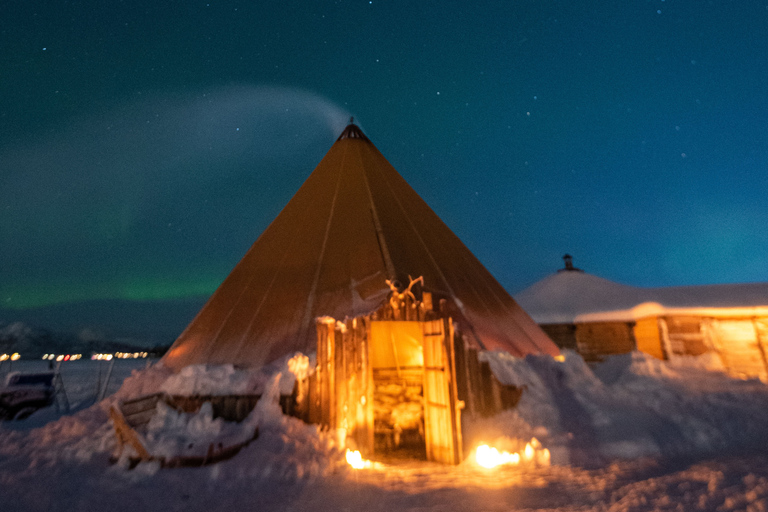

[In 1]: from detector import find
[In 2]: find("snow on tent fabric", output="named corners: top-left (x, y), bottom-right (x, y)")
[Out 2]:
top-left (163, 122), bottom-right (558, 371)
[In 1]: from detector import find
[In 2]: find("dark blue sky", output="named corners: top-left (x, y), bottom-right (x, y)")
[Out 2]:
top-left (2, 1), bottom-right (767, 337)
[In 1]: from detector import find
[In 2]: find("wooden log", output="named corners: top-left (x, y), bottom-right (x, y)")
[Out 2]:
top-left (308, 370), bottom-right (320, 424)
top-left (465, 347), bottom-right (483, 416)
top-left (316, 319), bottom-right (335, 429)
top-left (362, 319), bottom-right (375, 456)
top-left (452, 332), bottom-right (470, 414)
top-left (479, 361), bottom-right (496, 417)
top-left (444, 317), bottom-right (463, 464)
top-left (333, 323), bottom-right (345, 430)
top-left (109, 405), bottom-right (153, 461)
top-left (293, 375), bottom-right (310, 422)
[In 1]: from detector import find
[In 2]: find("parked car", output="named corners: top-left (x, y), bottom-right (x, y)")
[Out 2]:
top-left (0, 371), bottom-right (56, 420)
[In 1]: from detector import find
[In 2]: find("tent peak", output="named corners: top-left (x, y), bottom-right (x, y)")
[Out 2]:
top-left (337, 119), bottom-right (370, 142)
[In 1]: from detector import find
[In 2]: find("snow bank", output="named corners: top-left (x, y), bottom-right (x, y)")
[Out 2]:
top-left (106, 349), bottom-right (768, 471)
top-left (479, 350), bottom-right (768, 466)
top-left (160, 364), bottom-right (259, 396)
top-left (0, 353), bottom-right (325, 464)
top-left (109, 351), bottom-right (314, 401)
top-left (4, 349), bottom-right (768, 511)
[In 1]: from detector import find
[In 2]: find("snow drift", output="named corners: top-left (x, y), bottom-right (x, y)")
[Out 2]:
top-left (3, 349), bottom-right (768, 511)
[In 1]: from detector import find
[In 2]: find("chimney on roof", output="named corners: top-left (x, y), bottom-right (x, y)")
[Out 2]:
top-left (336, 118), bottom-right (370, 142)
top-left (558, 254), bottom-right (583, 272)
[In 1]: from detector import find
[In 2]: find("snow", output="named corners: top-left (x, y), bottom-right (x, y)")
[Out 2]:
top-left (130, 352), bottom-right (313, 398)
top-left (160, 364), bottom-right (260, 396)
top-left (515, 270), bottom-right (768, 324)
top-left (480, 350), bottom-right (768, 466)
top-left (140, 400), bottom-right (256, 460)
top-left (576, 302), bottom-right (768, 323)
top-left (3, 351), bottom-right (768, 511)
top-left (514, 271), bottom-right (642, 324)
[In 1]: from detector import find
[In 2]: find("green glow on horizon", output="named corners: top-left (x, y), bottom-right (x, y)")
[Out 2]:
top-left (1, 275), bottom-right (224, 310)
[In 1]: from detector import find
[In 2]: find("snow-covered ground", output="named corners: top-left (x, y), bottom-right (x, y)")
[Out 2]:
top-left (2, 351), bottom-right (768, 511)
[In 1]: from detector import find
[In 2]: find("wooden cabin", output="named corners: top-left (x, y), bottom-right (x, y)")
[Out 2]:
top-left (516, 257), bottom-right (768, 380)
top-left (575, 304), bottom-right (768, 380)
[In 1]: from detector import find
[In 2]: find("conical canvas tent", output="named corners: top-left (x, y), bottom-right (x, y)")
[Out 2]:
top-left (163, 123), bottom-right (558, 371)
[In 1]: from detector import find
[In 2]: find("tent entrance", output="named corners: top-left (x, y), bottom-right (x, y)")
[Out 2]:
top-left (312, 316), bottom-right (463, 464)
top-left (370, 321), bottom-right (426, 459)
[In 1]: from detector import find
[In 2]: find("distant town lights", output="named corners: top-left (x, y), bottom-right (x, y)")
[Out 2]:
top-left (6, 352), bottom-right (146, 362)
top-left (113, 352), bottom-right (148, 359)
top-left (44, 354), bottom-right (83, 362)
top-left (90, 352), bottom-right (148, 360)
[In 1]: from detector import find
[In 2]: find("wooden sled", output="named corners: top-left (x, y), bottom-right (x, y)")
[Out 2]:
top-left (109, 393), bottom-right (260, 468)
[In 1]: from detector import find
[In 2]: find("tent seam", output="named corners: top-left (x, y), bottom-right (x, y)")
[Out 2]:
top-left (359, 145), bottom-right (396, 281)
top-left (297, 144), bottom-right (346, 343)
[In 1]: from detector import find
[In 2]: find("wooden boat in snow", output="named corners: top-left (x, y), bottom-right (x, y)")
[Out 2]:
top-left (109, 393), bottom-right (260, 468)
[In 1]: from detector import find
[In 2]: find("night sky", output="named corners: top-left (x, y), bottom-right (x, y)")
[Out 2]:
top-left (2, 1), bottom-right (767, 338)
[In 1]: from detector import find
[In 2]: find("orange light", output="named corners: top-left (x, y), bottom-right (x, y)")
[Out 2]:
top-left (475, 438), bottom-right (550, 469)
top-left (475, 445), bottom-right (520, 468)
top-left (523, 442), bottom-right (534, 462)
top-left (345, 449), bottom-right (371, 469)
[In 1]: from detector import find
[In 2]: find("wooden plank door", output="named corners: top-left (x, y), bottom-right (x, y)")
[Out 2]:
top-left (422, 318), bottom-right (461, 464)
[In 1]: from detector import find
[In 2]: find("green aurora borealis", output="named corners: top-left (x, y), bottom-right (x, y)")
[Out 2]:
top-left (2, 1), bottom-right (767, 336)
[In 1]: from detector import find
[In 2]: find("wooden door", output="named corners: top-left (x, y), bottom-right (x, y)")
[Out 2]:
top-left (422, 318), bottom-right (462, 464)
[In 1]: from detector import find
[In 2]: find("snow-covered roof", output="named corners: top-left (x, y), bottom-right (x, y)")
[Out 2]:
top-left (514, 270), bottom-right (768, 324)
